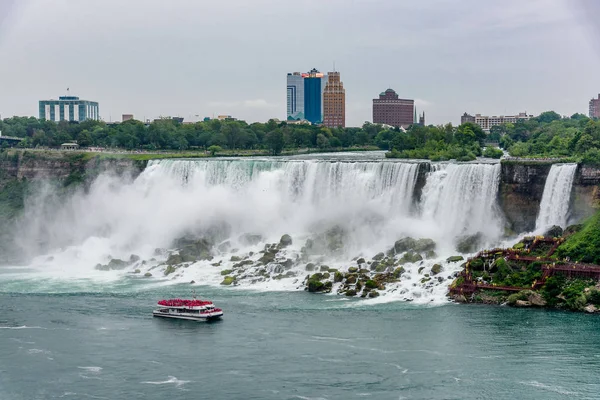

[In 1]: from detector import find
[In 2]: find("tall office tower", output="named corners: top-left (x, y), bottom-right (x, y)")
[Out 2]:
top-left (322, 71), bottom-right (345, 128)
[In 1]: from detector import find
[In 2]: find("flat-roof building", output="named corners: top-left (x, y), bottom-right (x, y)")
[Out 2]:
top-left (39, 96), bottom-right (99, 122)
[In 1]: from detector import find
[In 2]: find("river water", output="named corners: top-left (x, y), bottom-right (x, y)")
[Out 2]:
top-left (1, 278), bottom-right (600, 400)
top-left (2, 153), bottom-right (595, 399)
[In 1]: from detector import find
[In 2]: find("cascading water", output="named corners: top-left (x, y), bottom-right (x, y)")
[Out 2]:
top-left (535, 163), bottom-right (577, 232)
top-left (6, 156), bottom-right (506, 303)
top-left (420, 162), bottom-right (502, 241)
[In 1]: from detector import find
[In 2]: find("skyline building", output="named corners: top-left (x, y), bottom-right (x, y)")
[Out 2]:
top-left (286, 68), bottom-right (327, 123)
top-left (39, 95), bottom-right (99, 122)
top-left (322, 71), bottom-right (345, 128)
top-left (286, 72), bottom-right (305, 120)
top-left (469, 112), bottom-right (533, 131)
top-left (590, 94), bottom-right (600, 119)
top-left (372, 88), bottom-right (414, 128)
top-left (303, 68), bottom-right (326, 124)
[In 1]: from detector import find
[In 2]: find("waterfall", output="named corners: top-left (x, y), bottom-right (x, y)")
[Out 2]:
top-left (535, 163), bottom-right (577, 231)
top-left (420, 162), bottom-right (502, 240)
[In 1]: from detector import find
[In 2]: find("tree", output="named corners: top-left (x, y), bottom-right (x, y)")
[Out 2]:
top-left (265, 130), bottom-right (284, 155)
top-left (207, 145), bottom-right (222, 156)
top-left (316, 133), bottom-right (329, 149)
top-left (536, 111), bottom-right (562, 124)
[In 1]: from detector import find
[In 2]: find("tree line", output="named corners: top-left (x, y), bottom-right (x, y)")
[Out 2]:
top-left (1, 112), bottom-right (598, 162)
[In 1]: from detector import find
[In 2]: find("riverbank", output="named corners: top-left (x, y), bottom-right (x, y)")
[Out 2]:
top-left (449, 216), bottom-right (600, 313)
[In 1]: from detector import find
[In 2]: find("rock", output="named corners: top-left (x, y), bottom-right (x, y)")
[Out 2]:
top-left (305, 263), bottom-right (316, 271)
top-left (373, 252), bottom-right (385, 261)
top-left (515, 300), bottom-right (531, 307)
top-left (166, 253), bottom-right (183, 266)
top-left (129, 254), bottom-right (140, 264)
top-left (279, 234), bottom-right (293, 247)
top-left (283, 258), bottom-right (294, 269)
top-left (452, 294), bottom-right (467, 303)
top-left (368, 291), bottom-right (380, 298)
top-left (144, 272), bottom-right (152, 277)
top-left (133, 269), bottom-right (141, 274)
top-left (528, 292), bottom-right (547, 307)
top-left (446, 255), bottom-right (464, 263)
top-left (543, 225), bottom-right (563, 238)
top-left (190, 280), bottom-right (195, 284)
top-left (345, 289), bottom-right (357, 296)
top-left (307, 273), bottom-right (331, 293)
top-left (164, 265), bottom-right (177, 276)
top-left (375, 264), bottom-right (388, 273)
top-left (399, 251), bottom-right (422, 264)
top-left (220, 269), bottom-right (233, 276)
top-left (393, 267), bottom-right (405, 278)
top-left (455, 232), bottom-right (484, 253)
top-left (355, 281), bottom-right (363, 291)
top-left (365, 280), bottom-right (378, 289)
top-left (356, 258), bottom-right (365, 265)
top-left (584, 304), bottom-right (598, 313)
top-left (345, 274), bottom-right (357, 284)
top-left (322, 272), bottom-right (331, 280)
top-left (221, 276), bottom-right (236, 285)
top-left (175, 237), bottom-right (214, 261)
top-left (394, 237), bottom-right (416, 254)
top-left (348, 266), bottom-right (359, 273)
top-left (359, 268), bottom-right (370, 274)
top-left (414, 238), bottom-right (436, 252)
top-left (319, 265), bottom-right (329, 272)
top-left (564, 224), bottom-right (583, 236)
top-left (258, 251), bottom-right (277, 265)
top-left (211, 261), bottom-right (222, 267)
top-left (239, 233), bottom-right (263, 246)
top-left (425, 250), bottom-right (437, 259)
top-left (232, 260), bottom-right (253, 269)
top-left (154, 248), bottom-right (166, 256)
top-left (334, 271), bottom-right (344, 282)
top-left (431, 264), bottom-right (442, 275)
top-left (230, 255), bottom-right (242, 262)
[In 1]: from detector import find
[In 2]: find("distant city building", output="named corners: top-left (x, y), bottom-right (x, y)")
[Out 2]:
top-left (471, 112), bottom-right (533, 131)
top-left (323, 71), bottom-right (345, 128)
top-left (122, 114), bottom-right (134, 122)
top-left (372, 88), bottom-right (414, 128)
top-left (286, 68), bottom-right (327, 124)
top-left (461, 112), bottom-right (476, 125)
top-left (303, 68), bottom-right (327, 124)
top-left (39, 96), bottom-right (99, 122)
top-left (217, 115), bottom-right (236, 121)
top-left (590, 94), bottom-right (600, 119)
top-left (418, 111), bottom-right (425, 126)
top-left (287, 72), bottom-right (305, 120)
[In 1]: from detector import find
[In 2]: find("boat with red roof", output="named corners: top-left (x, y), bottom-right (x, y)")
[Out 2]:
top-left (153, 293), bottom-right (223, 322)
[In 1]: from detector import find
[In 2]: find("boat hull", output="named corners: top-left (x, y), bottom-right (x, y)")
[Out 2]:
top-left (152, 311), bottom-right (223, 322)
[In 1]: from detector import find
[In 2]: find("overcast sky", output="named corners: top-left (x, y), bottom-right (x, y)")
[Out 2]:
top-left (1, 0), bottom-right (600, 126)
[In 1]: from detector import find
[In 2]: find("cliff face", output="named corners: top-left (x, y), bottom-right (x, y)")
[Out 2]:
top-left (0, 151), bottom-right (144, 187)
top-left (499, 163), bottom-right (552, 233)
top-left (499, 163), bottom-right (600, 233)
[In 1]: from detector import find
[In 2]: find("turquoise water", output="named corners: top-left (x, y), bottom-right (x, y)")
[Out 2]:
top-left (1, 280), bottom-right (600, 399)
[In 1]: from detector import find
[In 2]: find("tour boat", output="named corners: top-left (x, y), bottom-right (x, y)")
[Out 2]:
top-left (153, 297), bottom-right (224, 322)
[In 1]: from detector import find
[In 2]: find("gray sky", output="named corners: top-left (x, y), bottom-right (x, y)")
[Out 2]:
top-left (1, 0), bottom-right (600, 126)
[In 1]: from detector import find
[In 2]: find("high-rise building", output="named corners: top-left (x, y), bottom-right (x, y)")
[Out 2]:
top-left (287, 72), bottom-right (305, 120)
top-left (323, 71), bottom-right (345, 128)
top-left (39, 96), bottom-right (99, 122)
top-left (304, 68), bottom-right (326, 124)
top-left (122, 114), bottom-right (134, 122)
top-left (590, 94), bottom-right (600, 119)
top-left (372, 89), bottom-right (414, 128)
top-left (286, 69), bottom-right (327, 124)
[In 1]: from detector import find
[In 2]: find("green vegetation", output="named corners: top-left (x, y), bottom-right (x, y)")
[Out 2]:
top-left (385, 122), bottom-right (485, 161)
top-left (1, 116), bottom-right (386, 156)
top-left (556, 212), bottom-right (600, 264)
top-left (488, 112), bottom-right (600, 164)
